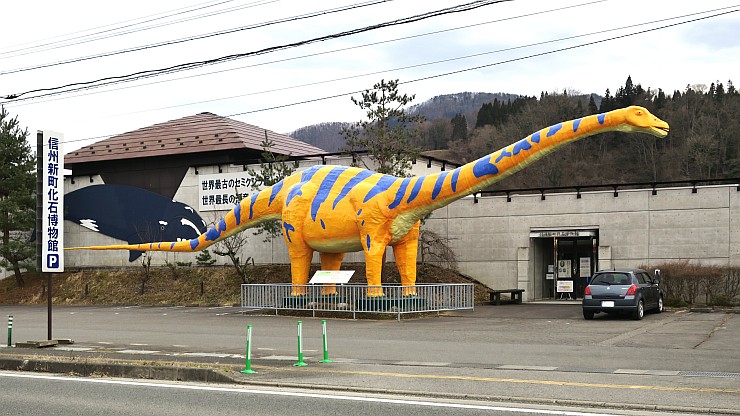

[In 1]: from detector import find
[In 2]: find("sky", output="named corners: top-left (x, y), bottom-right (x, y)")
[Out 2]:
top-left (1, 0), bottom-right (738, 153)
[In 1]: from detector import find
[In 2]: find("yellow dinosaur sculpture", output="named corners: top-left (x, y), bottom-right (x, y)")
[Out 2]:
top-left (68, 106), bottom-right (669, 296)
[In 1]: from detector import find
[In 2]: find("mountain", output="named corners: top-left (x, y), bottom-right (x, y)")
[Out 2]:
top-left (289, 122), bottom-right (351, 152)
top-left (408, 91), bottom-right (520, 121)
top-left (289, 92), bottom-right (521, 151)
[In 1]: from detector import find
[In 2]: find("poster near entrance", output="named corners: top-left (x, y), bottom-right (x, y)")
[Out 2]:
top-left (579, 257), bottom-right (591, 279)
top-left (557, 280), bottom-right (574, 293)
top-left (557, 260), bottom-right (571, 278)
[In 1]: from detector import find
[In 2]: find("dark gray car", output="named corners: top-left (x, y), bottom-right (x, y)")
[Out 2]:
top-left (582, 268), bottom-right (663, 320)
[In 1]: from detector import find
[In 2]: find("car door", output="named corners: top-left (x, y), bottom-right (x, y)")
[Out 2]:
top-left (639, 272), bottom-right (657, 309)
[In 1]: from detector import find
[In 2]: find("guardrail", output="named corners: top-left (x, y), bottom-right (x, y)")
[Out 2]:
top-left (240, 283), bottom-right (474, 320)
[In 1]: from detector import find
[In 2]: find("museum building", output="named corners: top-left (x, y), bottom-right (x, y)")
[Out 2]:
top-left (63, 113), bottom-right (740, 302)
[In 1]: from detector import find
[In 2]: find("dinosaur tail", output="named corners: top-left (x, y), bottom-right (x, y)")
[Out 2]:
top-left (65, 181), bottom-right (287, 254)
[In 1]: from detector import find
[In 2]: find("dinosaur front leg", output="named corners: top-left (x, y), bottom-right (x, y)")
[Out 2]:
top-left (319, 252), bottom-right (345, 295)
top-left (282, 219), bottom-right (313, 296)
top-left (392, 222), bottom-right (420, 296)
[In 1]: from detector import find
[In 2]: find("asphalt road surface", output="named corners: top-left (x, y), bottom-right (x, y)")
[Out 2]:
top-left (1, 304), bottom-right (739, 414)
top-left (0, 372), bottom-right (707, 416)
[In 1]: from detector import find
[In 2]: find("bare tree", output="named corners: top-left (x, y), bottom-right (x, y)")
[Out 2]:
top-left (418, 228), bottom-right (457, 271)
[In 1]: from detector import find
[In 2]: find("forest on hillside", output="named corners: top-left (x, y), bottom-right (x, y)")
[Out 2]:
top-left (431, 76), bottom-right (740, 190)
top-left (291, 76), bottom-right (739, 190)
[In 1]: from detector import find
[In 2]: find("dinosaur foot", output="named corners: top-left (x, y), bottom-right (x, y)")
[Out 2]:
top-left (366, 286), bottom-right (385, 297)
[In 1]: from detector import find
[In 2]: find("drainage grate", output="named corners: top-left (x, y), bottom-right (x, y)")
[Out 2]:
top-left (680, 371), bottom-right (740, 378)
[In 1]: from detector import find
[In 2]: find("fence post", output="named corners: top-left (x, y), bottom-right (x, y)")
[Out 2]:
top-left (294, 321), bottom-right (308, 367)
top-left (320, 319), bottom-right (332, 363)
top-left (240, 324), bottom-right (256, 374)
top-left (6, 315), bottom-right (12, 347)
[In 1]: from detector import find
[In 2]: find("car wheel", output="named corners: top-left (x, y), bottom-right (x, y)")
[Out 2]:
top-left (656, 296), bottom-right (663, 313)
top-left (633, 300), bottom-right (644, 320)
top-left (583, 310), bottom-right (594, 320)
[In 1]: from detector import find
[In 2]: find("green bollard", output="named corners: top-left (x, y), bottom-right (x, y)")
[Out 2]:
top-left (240, 324), bottom-right (256, 374)
top-left (320, 319), bottom-right (332, 363)
top-left (294, 321), bottom-right (308, 367)
top-left (6, 315), bottom-right (12, 348)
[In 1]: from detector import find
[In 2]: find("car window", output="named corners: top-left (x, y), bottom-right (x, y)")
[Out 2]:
top-left (640, 272), bottom-right (653, 285)
top-left (635, 273), bottom-right (646, 284)
top-left (591, 273), bottom-right (630, 285)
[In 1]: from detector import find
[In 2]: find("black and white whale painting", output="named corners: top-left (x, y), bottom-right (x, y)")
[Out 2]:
top-left (65, 184), bottom-right (207, 261)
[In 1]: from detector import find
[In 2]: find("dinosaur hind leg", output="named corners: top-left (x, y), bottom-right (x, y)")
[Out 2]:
top-left (319, 252), bottom-right (345, 295)
top-left (392, 222), bottom-right (420, 296)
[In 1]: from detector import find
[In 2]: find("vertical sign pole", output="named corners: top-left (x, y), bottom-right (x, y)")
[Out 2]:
top-left (39, 131), bottom-right (64, 341)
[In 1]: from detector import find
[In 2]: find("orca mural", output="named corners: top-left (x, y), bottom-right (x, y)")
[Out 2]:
top-left (65, 184), bottom-right (207, 261)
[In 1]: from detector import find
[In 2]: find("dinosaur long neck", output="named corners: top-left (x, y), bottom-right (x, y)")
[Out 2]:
top-left (397, 109), bottom-right (627, 221)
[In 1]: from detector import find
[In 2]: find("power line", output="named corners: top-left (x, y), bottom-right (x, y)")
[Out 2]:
top-left (1, 0), bottom-right (512, 101)
top-left (0, 0), bottom-right (390, 75)
top-left (0, 0), bottom-right (276, 58)
top-left (55, 7), bottom-right (739, 148)
top-left (6, 0), bottom-right (610, 108)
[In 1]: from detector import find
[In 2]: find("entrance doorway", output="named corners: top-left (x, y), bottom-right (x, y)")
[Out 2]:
top-left (530, 229), bottom-right (598, 300)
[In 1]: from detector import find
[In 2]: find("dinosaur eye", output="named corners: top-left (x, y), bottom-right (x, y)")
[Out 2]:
top-left (636, 110), bottom-right (643, 115)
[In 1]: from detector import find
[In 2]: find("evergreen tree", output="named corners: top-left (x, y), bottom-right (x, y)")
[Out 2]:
top-left (450, 114), bottom-right (468, 141)
top-left (246, 131), bottom-right (296, 242)
top-left (0, 107), bottom-right (36, 287)
top-left (340, 79), bottom-right (423, 176)
top-left (587, 94), bottom-right (598, 114)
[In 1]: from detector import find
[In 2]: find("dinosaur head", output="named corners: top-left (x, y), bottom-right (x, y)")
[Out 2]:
top-left (615, 106), bottom-right (670, 138)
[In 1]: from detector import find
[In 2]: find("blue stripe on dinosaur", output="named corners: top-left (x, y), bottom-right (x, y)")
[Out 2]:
top-left (357, 209), bottom-right (362, 216)
top-left (333, 169), bottom-right (375, 209)
top-left (512, 139), bottom-right (532, 155)
top-left (249, 192), bottom-right (259, 220)
top-left (495, 147), bottom-right (512, 163)
top-left (598, 113), bottom-right (606, 124)
top-left (286, 185), bottom-right (303, 206)
top-left (473, 156), bottom-right (500, 177)
top-left (432, 172), bottom-right (449, 200)
top-left (547, 123), bottom-right (562, 137)
top-left (320, 219), bottom-right (326, 229)
top-left (150, 243), bottom-right (153, 249)
top-left (170, 242), bottom-right (176, 249)
top-left (531, 131), bottom-right (541, 143)
top-left (283, 222), bottom-right (295, 243)
top-left (451, 168), bottom-right (461, 192)
top-left (406, 176), bottom-right (425, 203)
top-left (366, 235), bottom-right (371, 250)
top-left (389, 178), bottom-right (411, 209)
top-left (363, 175), bottom-right (397, 203)
top-left (205, 219), bottom-right (227, 242)
top-left (312, 166), bottom-right (349, 221)
top-left (190, 239), bottom-right (199, 250)
top-left (234, 201), bottom-right (241, 225)
top-left (268, 180), bottom-right (284, 206)
top-left (301, 165), bottom-right (321, 182)
top-left (573, 118), bottom-right (582, 132)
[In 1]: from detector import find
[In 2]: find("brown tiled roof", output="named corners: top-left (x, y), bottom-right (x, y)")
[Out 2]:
top-left (66, 112), bottom-right (326, 165)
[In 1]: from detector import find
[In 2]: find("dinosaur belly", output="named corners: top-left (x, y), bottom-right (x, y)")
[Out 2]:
top-left (301, 216), bottom-right (363, 253)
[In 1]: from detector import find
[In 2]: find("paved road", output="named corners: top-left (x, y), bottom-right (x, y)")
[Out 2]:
top-left (0, 371), bottom-right (706, 416)
top-left (1, 304), bottom-right (739, 413)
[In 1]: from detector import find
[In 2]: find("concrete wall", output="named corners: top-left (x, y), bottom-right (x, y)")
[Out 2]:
top-left (64, 158), bottom-right (740, 302)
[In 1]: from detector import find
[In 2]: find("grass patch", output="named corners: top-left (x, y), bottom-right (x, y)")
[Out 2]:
top-left (0, 263), bottom-right (490, 306)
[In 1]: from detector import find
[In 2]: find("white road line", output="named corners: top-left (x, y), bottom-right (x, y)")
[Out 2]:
top-left (0, 373), bottom-right (625, 416)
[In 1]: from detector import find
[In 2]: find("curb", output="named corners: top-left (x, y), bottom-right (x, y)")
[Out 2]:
top-left (2, 356), bottom-right (739, 415)
top-left (0, 357), bottom-right (235, 384)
